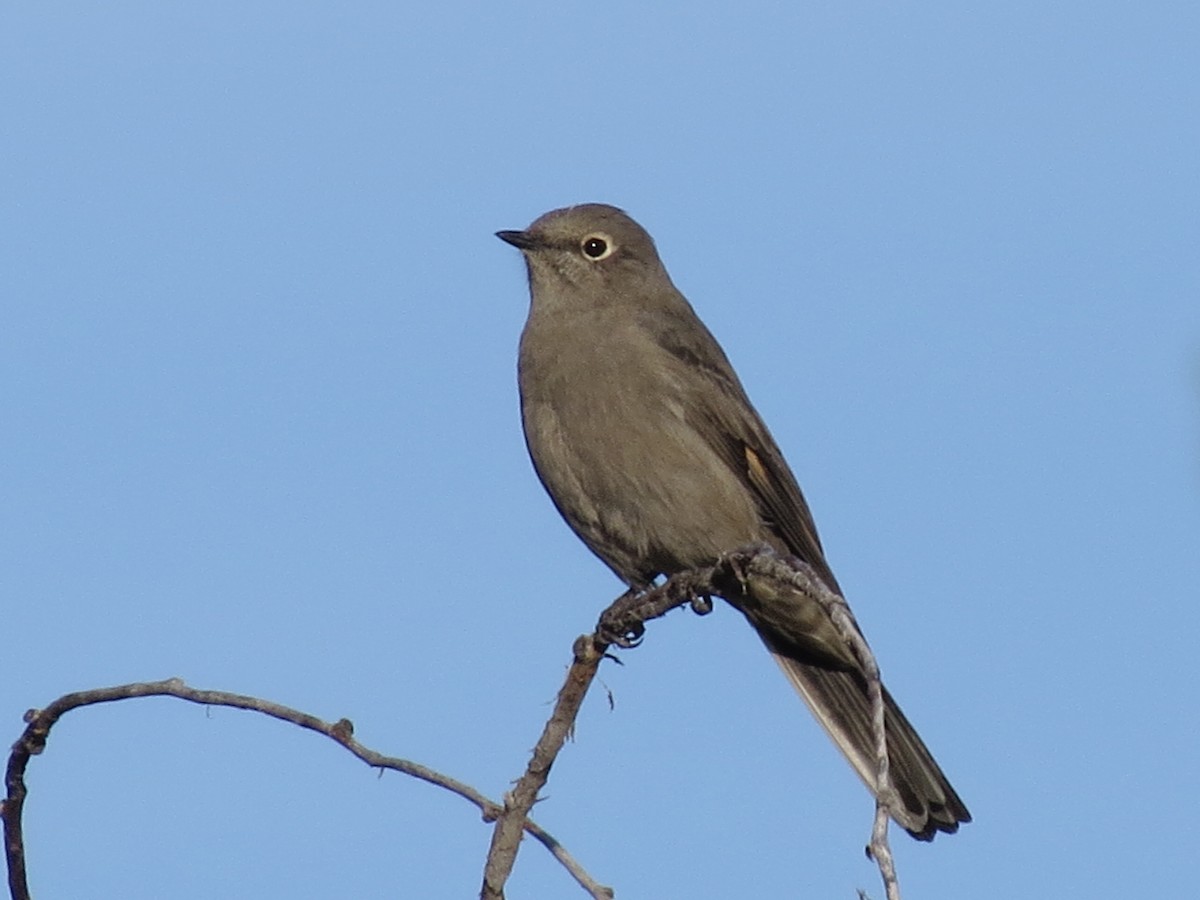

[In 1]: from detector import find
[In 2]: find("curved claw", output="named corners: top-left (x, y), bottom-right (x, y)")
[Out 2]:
top-left (615, 630), bottom-right (645, 649)
top-left (689, 593), bottom-right (714, 616)
top-left (598, 618), bottom-right (645, 648)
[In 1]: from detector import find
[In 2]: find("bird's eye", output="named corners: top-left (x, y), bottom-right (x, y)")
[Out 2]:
top-left (580, 234), bottom-right (613, 260)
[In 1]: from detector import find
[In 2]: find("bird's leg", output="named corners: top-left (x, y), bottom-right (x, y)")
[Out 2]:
top-left (666, 568), bottom-right (715, 616)
top-left (595, 568), bottom-right (725, 649)
top-left (687, 590), bottom-right (714, 616)
top-left (721, 542), bottom-right (775, 595)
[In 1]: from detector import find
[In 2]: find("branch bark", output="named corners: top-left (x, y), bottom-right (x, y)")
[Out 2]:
top-left (728, 548), bottom-right (902, 900)
top-left (2, 679), bottom-right (611, 900)
top-left (7, 544), bottom-right (899, 900)
top-left (479, 636), bottom-right (612, 900)
top-left (479, 543), bottom-right (902, 900)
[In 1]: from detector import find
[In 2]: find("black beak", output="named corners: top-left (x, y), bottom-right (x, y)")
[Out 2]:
top-left (496, 229), bottom-right (538, 250)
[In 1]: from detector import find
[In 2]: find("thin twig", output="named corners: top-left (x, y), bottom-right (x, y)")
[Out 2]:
top-left (478, 571), bottom-right (721, 899)
top-left (480, 636), bottom-right (612, 900)
top-left (480, 544), bottom-right (901, 900)
top-left (601, 546), bottom-right (901, 899)
top-left (6, 548), bottom-right (897, 900)
top-left (2, 678), bottom-right (611, 900)
top-left (722, 548), bottom-right (903, 900)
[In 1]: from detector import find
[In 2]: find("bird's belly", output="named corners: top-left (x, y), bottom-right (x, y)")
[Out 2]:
top-left (523, 388), bottom-right (764, 583)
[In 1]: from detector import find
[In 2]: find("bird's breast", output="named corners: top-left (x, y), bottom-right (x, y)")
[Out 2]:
top-left (518, 315), bottom-right (765, 579)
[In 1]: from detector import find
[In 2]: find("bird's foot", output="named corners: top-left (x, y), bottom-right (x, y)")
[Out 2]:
top-left (596, 588), bottom-right (648, 648)
top-left (688, 592), bottom-right (714, 616)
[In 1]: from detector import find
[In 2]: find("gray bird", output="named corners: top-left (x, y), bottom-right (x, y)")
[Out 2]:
top-left (497, 203), bottom-right (970, 840)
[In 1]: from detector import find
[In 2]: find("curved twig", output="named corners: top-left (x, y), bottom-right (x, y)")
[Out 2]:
top-left (2, 679), bottom-right (611, 900)
top-left (7, 546), bottom-right (897, 900)
top-left (734, 550), bottom-right (901, 900)
top-left (480, 544), bottom-right (900, 900)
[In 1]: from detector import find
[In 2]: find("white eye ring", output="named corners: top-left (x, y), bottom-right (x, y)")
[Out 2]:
top-left (580, 233), bottom-right (614, 261)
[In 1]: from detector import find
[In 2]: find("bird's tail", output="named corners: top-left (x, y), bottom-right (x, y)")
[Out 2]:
top-left (767, 647), bottom-right (971, 840)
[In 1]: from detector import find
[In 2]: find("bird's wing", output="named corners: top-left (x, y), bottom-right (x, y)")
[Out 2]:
top-left (647, 304), bottom-right (841, 594)
top-left (648, 302), bottom-right (971, 840)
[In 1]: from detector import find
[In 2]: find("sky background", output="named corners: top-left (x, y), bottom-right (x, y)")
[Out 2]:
top-left (3, 3), bottom-right (1198, 898)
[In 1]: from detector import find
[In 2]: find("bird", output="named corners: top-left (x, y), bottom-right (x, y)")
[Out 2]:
top-left (497, 203), bottom-right (970, 840)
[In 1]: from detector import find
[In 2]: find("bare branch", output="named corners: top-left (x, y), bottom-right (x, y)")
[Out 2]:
top-left (478, 568), bottom-right (722, 898)
top-left (2, 678), bottom-right (610, 900)
top-left (491, 544), bottom-right (902, 900)
top-left (7, 545), bottom-right (899, 900)
top-left (480, 636), bottom-right (613, 900)
top-left (730, 549), bottom-right (902, 900)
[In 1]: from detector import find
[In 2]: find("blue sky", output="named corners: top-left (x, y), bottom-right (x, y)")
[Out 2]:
top-left (3, 3), bottom-right (1197, 898)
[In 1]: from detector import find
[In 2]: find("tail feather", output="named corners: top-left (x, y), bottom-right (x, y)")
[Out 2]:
top-left (768, 648), bottom-right (971, 840)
